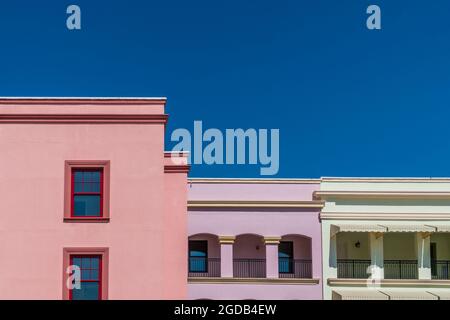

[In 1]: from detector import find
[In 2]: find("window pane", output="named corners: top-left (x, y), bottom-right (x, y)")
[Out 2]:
top-left (190, 250), bottom-right (206, 257)
top-left (74, 195), bottom-right (101, 216)
top-left (73, 170), bottom-right (102, 193)
top-left (81, 269), bottom-right (91, 280)
top-left (72, 282), bottom-right (100, 300)
top-left (74, 182), bottom-right (83, 193)
top-left (189, 257), bottom-right (207, 272)
top-left (91, 257), bottom-right (99, 269)
top-left (82, 257), bottom-right (91, 268)
top-left (74, 171), bottom-right (83, 183)
top-left (279, 259), bottom-right (292, 273)
top-left (278, 242), bottom-right (293, 273)
top-left (91, 270), bottom-right (99, 280)
top-left (82, 181), bottom-right (100, 193)
top-left (72, 257), bottom-right (82, 268)
top-left (88, 171), bottom-right (101, 183)
top-left (189, 241), bottom-right (207, 257)
top-left (279, 242), bottom-right (293, 258)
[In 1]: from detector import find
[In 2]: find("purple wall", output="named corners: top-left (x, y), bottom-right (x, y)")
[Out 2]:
top-left (187, 180), bottom-right (322, 300)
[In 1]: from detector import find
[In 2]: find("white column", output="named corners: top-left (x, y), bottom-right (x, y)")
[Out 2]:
top-left (329, 233), bottom-right (338, 279)
top-left (264, 237), bottom-right (281, 278)
top-left (219, 236), bottom-right (235, 278)
top-left (324, 224), bottom-right (338, 300)
top-left (417, 232), bottom-right (431, 280)
top-left (369, 232), bottom-right (384, 280)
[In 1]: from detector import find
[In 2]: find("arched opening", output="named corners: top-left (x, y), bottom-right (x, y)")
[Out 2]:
top-left (233, 234), bottom-right (266, 278)
top-left (188, 233), bottom-right (220, 277)
top-left (279, 234), bottom-right (312, 278)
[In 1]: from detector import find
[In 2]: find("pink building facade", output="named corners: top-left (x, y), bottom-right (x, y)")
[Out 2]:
top-left (0, 98), bottom-right (189, 299)
top-left (188, 179), bottom-right (323, 300)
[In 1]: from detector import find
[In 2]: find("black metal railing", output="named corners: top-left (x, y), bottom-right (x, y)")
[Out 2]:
top-left (432, 260), bottom-right (450, 280)
top-left (337, 259), bottom-right (371, 278)
top-left (279, 258), bottom-right (312, 278)
top-left (233, 259), bottom-right (266, 278)
top-left (188, 257), bottom-right (221, 277)
top-left (384, 260), bottom-right (418, 279)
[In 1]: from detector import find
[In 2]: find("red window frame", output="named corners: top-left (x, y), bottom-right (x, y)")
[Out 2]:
top-left (63, 247), bottom-right (109, 300)
top-left (71, 168), bottom-right (104, 218)
top-left (69, 254), bottom-right (103, 300)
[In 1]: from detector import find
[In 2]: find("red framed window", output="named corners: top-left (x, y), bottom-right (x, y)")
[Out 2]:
top-left (71, 168), bottom-right (103, 217)
top-left (69, 255), bottom-right (102, 300)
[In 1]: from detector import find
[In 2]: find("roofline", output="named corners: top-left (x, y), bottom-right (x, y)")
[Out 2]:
top-left (321, 177), bottom-right (450, 182)
top-left (314, 190), bottom-right (450, 200)
top-left (188, 177), bottom-right (450, 184)
top-left (0, 97), bottom-right (167, 105)
top-left (188, 178), bottom-right (320, 184)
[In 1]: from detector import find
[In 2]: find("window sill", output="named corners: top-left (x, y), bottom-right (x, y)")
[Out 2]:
top-left (64, 217), bottom-right (110, 223)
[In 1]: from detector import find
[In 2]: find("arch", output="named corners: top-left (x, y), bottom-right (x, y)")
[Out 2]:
top-left (280, 234), bottom-right (312, 260)
top-left (234, 232), bottom-right (265, 238)
top-left (188, 232), bottom-right (219, 239)
top-left (233, 233), bottom-right (266, 260)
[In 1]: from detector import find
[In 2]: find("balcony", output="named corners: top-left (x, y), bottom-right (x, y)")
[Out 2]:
top-left (188, 257), bottom-right (221, 278)
top-left (233, 259), bottom-right (266, 278)
top-left (337, 259), bottom-right (371, 278)
top-left (279, 258), bottom-right (312, 278)
top-left (432, 260), bottom-right (450, 280)
top-left (384, 260), bottom-right (418, 279)
top-left (336, 259), bottom-right (420, 279)
top-left (188, 233), bottom-right (315, 281)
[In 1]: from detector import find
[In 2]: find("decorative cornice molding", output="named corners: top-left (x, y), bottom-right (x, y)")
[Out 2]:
top-left (218, 236), bottom-right (236, 244)
top-left (188, 178), bottom-right (320, 184)
top-left (328, 278), bottom-right (450, 288)
top-left (188, 200), bottom-right (324, 209)
top-left (263, 236), bottom-right (282, 245)
top-left (314, 191), bottom-right (450, 200)
top-left (164, 151), bottom-right (190, 158)
top-left (0, 114), bottom-right (169, 124)
top-left (0, 97), bottom-right (167, 105)
top-left (322, 177), bottom-right (450, 183)
top-left (164, 165), bottom-right (191, 174)
top-left (188, 277), bottom-right (320, 285)
top-left (320, 212), bottom-right (450, 221)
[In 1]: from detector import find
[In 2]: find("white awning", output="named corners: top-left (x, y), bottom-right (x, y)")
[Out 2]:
top-left (384, 224), bottom-right (436, 233)
top-left (428, 291), bottom-right (450, 300)
top-left (380, 290), bottom-right (438, 300)
top-left (428, 225), bottom-right (450, 233)
top-left (331, 224), bottom-right (387, 236)
top-left (332, 289), bottom-right (389, 300)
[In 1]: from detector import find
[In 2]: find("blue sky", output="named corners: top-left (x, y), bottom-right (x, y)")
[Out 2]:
top-left (0, 1), bottom-right (449, 178)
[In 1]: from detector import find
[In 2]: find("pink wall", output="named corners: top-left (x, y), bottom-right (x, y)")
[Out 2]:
top-left (0, 99), bottom-right (188, 299)
top-left (234, 234), bottom-right (266, 259)
top-left (187, 181), bottom-right (323, 300)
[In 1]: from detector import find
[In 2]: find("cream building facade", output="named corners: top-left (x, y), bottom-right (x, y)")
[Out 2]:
top-left (318, 178), bottom-right (450, 300)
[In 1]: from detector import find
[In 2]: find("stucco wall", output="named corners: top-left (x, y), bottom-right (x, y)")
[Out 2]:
top-left (336, 233), bottom-right (370, 260)
top-left (384, 233), bottom-right (417, 260)
top-left (0, 101), bottom-right (187, 299)
top-left (187, 181), bottom-right (323, 300)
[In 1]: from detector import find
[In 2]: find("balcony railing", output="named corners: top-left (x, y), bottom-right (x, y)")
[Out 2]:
top-left (432, 260), bottom-right (450, 280)
top-left (188, 257), bottom-right (221, 277)
top-left (337, 259), bottom-right (371, 278)
top-left (233, 259), bottom-right (266, 278)
top-left (384, 260), bottom-right (418, 279)
top-left (279, 258), bottom-right (312, 278)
